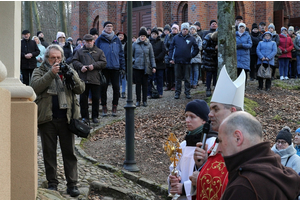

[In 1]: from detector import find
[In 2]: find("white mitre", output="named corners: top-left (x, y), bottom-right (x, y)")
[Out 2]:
top-left (211, 66), bottom-right (246, 110)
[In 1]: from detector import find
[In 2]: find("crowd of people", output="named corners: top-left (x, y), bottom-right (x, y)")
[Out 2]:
top-left (20, 17), bottom-right (300, 198)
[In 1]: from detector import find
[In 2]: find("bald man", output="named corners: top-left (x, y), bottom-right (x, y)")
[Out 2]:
top-left (218, 111), bottom-right (300, 200)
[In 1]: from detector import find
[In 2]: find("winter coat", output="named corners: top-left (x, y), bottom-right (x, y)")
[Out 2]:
top-left (202, 28), bottom-right (216, 39)
top-left (164, 33), bottom-right (177, 64)
top-left (190, 32), bottom-right (202, 64)
top-left (294, 35), bottom-right (300, 56)
top-left (278, 34), bottom-right (294, 59)
top-left (21, 39), bottom-right (40, 70)
top-left (236, 31), bottom-right (252, 70)
top-left (197, 29), bottom-right (204, 39)
top-left (256, 39), bottom-right (277, 66)
top-left (95, 34), bottom-right (125, 71)
top-left (30, 62), bottom-right (85, 125)
top-left (250, 32), bottom-right (261, 55)
top-left (149, 36), bottom-right (166, 70)
top-left (270, 31), bottom-right (280, 46)
top-left (295, 145), bottom-right (300, 157)
top-left (72, 45), bottom-right (107, 85)
top-left (202, 32), bottom-right (218, 72)
top-left (168, 32), bottom-right (199, 64)
top-left (36, 43), bottom-right (46, 68)
top-left (132, 37), bottom-right (156, 75)
top-left (39, 38), bottom-right (49, 48)
top-left (221, 142), bottom-right (300, 200)
top-left (271, 143), bottom-right (300, 174)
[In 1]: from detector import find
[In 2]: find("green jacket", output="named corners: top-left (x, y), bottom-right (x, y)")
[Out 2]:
top-left (30, 63), bottom-right (85, 125)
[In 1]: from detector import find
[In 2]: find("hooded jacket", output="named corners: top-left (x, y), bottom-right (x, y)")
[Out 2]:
top-left (256, 36), bottom-right (277, 66)
top-left (236, 31), bottom-right (252, 70)
top-left (168, 32), bottom-right (199, 64)
top-left (72, 45), bottom-right (107, 85)
top-left (221, 142), bottom-right (300, 200)
top-left (132, 37), bottom-right (156, 74)
top-left (271, 143), bottom-right (300, 174)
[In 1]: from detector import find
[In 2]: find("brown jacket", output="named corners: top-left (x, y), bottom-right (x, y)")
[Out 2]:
top-left (221, 142), bottom-right (300, 200)
top-left (72, 45), bottom-right (107, 85)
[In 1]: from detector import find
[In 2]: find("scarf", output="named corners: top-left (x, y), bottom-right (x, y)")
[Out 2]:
top-left (251, 31), bottom-right (260, 37)
top-left (44, 62), bottom-right (68, 109)
top-left (187, 124), bottom-right (204, 136)
top-left (102, 30), bottom-right (115, 41)
top-left (185, 124), bottom-right (204, 146)
top-left (281, 33), bottom-right (287, 38)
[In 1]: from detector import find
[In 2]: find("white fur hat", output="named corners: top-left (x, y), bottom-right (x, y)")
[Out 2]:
top-left (56, 32), bottom-right (66, 40)
top-left (181, 22), bottom-right (190, 30)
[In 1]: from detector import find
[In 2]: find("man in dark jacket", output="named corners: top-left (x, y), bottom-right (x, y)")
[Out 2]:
top-left (218, 111), bottom-right (300, 200)
top-left (202, 20), bottom-right (218, 39)
top-left (21, 29), bottom-right (40, 85)
top-left (73, 34), bottom-right (107, 123)
top-left (194, 21), bottom-right (204, 39)
top-left (169, 22), bottom-right (199, 99)
top-left (95, 21), bottom-right (125, 117)
top-left (148, 28), bottom-right (166, 98)
top-left (37, 31), bottom-right (49, 48)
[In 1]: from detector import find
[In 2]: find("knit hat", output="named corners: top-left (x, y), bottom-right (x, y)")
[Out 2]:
top-left (90, 28), bottom-right (98, 35)
top-left (194, 21), bottom-right (201, 27)
top-left (236, 16), bottom-right (243, 20)
top-left (67, 37), bottom-right (73, 42)
top-left (37, 31), bottom-right (42, 37)
top-left (171, 24), bottom-right (179, 31)
top-left (164, 24), bottom-right (171, 31)
top-left (276, 126), bottom-right (292, 145)
top-left (288, 26), bottom-right (294, 32)
top-left (22, 30), bottom-right (30, 35)
top-left (56, 31), bottom-right (66, 40)
top-left (281, 27), bottom-right (287, 32)
top-left (210, 20), bottom-right (217, 25)
top-left (238, 23), bottom-right (246, 29)
top-left (181, 22), bottom-right (190, 30)
top-left (295, 127), bottom-right (300, 134)
top-left (252, 23), bottom-right (258, 30)
top-left (185, 100), bottom-right (209, 122)
top-left (189, 25), bottom-right (197, 31)
top-left (139, 29), bottom-right (147, 36)
top-left (151, 28), bottom-right (159, 35)
top-left (259, 22), bottom-right (266, 26)
top-left (103, 21), bottom-right (113, 28)
top-left (268, 23), bottom-right (275, 30)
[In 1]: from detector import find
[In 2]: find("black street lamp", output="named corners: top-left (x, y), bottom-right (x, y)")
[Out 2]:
top-left (123, 1), bottom-right (139, 172)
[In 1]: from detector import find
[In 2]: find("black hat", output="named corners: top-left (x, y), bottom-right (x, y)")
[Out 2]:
top-left (103, 21), bottom-right (113, 28)
top-left (147, 27), bottom-right (151, 31)
top-left (139, 29), bottom-right (148, 36)
top-left (157, 28), bottom-right (163, 33)
top-left (90, 28), bottom-right (98, 35)
top-left (83, 34), bottom-right (94, 41)
top-left (194, 21), bottom-right (201, 27)
top-left (185, 99), bottom-right (209, 122)
top-left (151, 28), bottom-right (159, 35)
top-left (37, 31), bottom-right (42, 37)
top-left (76, 38), bottom-right (82, 42)
top-left (276, 126), bottom-right (292, 145)
top-left (252, 23), bottom-right (258, 30)
top-left (259, 22), bottom-right (266, 26)
top-left (210, 20), bottom-right (217, 25)
top-left (164, 24), bottom-right (171, 31)
top-left (22, 30), bottom-right (30, 34)
top-left (236, 16), bottom-right (243, 20)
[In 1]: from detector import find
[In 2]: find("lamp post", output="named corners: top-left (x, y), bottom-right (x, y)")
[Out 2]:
top-left (123, 1), bottom-right (139, 172)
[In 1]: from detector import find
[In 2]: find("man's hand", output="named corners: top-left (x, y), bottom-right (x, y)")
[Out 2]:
top-left (169, 175), bottom-right (182, 194)
top-left (81, 66), bottom-right (88, 73)
top-left (87, 64), bottom-right (94, 71)
top-left (25, 53), bottom-right (33, 59)
top-left (193, 142), bottom-right (208, 169)
top-left (189, 171), bottom-right (199, 186)
top-left (170, 60), bottom-right (175, 64)
top-left (51, 62), bottom-right (60, 75)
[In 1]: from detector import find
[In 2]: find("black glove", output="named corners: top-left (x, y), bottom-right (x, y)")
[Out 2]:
top-left (120, 69), bottom-right (126, 79)
top-left (237, 44), bottom-right (243, 49)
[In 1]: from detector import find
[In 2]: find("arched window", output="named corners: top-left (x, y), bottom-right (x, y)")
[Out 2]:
top-left (93, 15), bottom-right (99, 32)
top-left (182, 4), bottom-right (188, 23)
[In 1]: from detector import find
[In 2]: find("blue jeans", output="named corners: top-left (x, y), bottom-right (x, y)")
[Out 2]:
top-left (148, 69), bottom-right (164, 95)
top-left (279, 58), bottom-right (290, 77)
top-left (190, 63), bottom-right (199, 86)
top-left (297, 55), bottom-right (300, 76)
top-left (119, 74), bottom-right (126, 93)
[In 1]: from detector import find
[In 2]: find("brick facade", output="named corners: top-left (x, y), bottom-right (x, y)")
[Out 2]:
top-left (70, 1), bottom-right (300, 41)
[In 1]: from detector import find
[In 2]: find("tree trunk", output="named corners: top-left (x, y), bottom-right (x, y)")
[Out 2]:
top-left (59, 1), bottom-right (68, 35)
top-left (32, 1), bottom-right (41, 31)
top-left (217, 1), bottom-right (237, 80)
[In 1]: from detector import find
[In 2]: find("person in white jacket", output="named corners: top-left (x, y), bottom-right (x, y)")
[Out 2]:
top-left (271, 126), bottom-right (300, 174)
top-left (168, 99), bottom-right (217, 200)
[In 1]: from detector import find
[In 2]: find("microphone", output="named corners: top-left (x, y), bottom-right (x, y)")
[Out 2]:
top-left (198, 120), bottom-right (211, 162)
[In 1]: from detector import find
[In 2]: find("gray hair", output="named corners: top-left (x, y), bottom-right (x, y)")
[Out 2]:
top-left (44, 44), bottom-right (65, 63)
top-left (32, 36), bottom-right (40, 44)
top-left (223, 111), bottom-right (262, 144)
top-left (222, 103), bottom-right (243, 111)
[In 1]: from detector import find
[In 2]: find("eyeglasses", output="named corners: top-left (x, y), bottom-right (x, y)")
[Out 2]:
top-left (276, 140), bottom-right (287, 145)
top-left (48, 57), bottom-right (62, 61)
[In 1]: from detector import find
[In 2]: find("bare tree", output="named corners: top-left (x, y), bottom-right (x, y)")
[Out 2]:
top-left (32, 1), bottom-right (41, 31)
top-left (217, 1), bottom-right (237, 79)
top-left (59, 1), bottom-right (68, 36)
